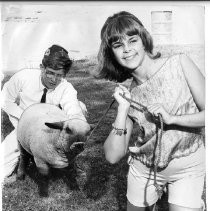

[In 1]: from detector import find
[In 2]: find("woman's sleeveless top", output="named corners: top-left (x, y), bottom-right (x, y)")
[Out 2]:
top-left (128, 54), bottom-right (204, 169)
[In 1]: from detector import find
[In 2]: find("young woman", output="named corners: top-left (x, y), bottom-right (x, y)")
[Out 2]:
top-left (96, 11), bottom-right (205, 211)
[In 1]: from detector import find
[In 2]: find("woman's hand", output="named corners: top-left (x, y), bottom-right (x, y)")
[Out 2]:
top-left (113, 84), bottom-right (131, 111)
top-left (147, 104), bottom-right (173, 125)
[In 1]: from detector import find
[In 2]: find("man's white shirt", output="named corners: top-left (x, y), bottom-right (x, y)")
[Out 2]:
top-left (1, 68), bottom-right (87, 128)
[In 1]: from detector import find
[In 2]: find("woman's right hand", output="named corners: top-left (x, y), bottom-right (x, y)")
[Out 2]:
top-left (113, 84), bottom-right (131, 111)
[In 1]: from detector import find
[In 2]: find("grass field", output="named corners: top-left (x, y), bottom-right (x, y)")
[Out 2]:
top-left (1, 46), bottom-right (206, 211)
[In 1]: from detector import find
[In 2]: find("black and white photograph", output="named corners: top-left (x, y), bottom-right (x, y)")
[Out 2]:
top-left (0, 2), bottom-right (208, 211)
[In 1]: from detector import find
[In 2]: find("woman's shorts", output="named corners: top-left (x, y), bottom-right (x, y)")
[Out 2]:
top-left (126, 145), bottom-right (205, 209)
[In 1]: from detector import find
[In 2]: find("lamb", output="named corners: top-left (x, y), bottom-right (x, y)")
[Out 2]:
top-left (16, 103), bottom-right (91, 196)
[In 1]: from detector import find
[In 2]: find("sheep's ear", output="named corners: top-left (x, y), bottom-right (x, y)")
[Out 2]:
top-left (45, 121), bottom-right (64, 130)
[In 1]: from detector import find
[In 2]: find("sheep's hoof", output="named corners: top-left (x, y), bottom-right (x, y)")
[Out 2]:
top-left (37, 175), bottom-right (49, 197)
top-left (39, 189), bottom-right (48, 198)
top-left (38, 182), bottom-right (49, 197)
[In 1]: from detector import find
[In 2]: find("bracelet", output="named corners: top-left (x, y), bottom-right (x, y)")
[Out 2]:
top-left (112, 124), bottom-right (127, 136)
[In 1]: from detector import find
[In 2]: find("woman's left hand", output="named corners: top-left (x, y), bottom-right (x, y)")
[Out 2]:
top-left (147, 104), bottom-right (173, 125)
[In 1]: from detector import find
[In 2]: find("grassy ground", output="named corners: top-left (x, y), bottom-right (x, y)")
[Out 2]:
top-left (1, 57), bottom-right (205, 211)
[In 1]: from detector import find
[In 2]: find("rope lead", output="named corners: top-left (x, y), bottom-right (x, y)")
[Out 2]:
top-left (119, 92), bottom-right (164, 199)
top-left (154, 113), bottom-right (164, 199)
top-left (88, 92), bottom-right (165, 199)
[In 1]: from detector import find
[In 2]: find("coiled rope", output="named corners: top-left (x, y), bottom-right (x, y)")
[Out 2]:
top-left (87, 92), bottom-right (164, 198)
top-left (119, 93), bottom-right (164, 198)
top-left (154, 113), bottom-right (164, 198)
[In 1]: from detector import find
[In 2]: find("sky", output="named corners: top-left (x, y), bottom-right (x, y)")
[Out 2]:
top-left (0, 1), bottom-right (205, 73)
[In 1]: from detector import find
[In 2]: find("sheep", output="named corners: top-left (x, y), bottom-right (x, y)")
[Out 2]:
top-left (16, 103), bottom-right (91, 196)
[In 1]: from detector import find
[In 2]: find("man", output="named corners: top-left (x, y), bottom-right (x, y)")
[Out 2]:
top-left (1, 44), bottom-right (87, 180)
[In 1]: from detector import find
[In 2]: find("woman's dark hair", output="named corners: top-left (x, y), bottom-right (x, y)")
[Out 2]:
top-left (96, 11), bottom-right (161, 82)
top-left (42, 45), bottom-right (73, 75)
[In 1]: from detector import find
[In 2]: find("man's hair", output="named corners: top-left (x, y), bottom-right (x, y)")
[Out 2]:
top-left (42, 45), bottom-right (73, 75)
top-left (96, 11), bottom-right (161, 82)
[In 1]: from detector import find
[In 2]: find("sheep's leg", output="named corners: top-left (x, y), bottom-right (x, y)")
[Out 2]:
top-left (65, 143), bottom-right (86, 190)
top-left (16, 142), bottom-right (31, 180)
top-left (62, 165), bottom-right (79, 191)
top-left (34, 157), bottom-right (50, 197)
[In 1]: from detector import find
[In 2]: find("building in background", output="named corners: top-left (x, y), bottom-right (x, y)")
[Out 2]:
top-left (151, 11), bottom-right (172, 45)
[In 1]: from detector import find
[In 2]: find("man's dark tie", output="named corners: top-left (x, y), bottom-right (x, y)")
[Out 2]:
top-left (40, 88), bottom-right (48, 103)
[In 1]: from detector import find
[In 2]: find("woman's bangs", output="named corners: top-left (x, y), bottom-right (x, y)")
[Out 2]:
top-left (107, 27), bottom-right (124, 46)
top-left (107, 19), bottom-right (140, 45)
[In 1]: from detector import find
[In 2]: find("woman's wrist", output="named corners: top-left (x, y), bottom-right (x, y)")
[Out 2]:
top-left (112, 124), bottom-right (127, 136)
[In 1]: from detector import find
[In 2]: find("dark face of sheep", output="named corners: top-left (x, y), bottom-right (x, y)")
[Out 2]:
top-left (45, 119), bottom-right (91, 153)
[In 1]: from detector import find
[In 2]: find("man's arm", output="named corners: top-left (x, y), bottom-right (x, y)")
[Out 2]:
top-left (1, 73), bottom-right (24, 120)
top-left (59, 81), bottom-right (87, 121)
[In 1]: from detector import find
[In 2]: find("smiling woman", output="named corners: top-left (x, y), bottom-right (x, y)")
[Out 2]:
top-left (111, 35), bottom-right (147, 72)
top-left (96, 11), bottom-right (161, 83)
top-left (96, 11), bottom-right (205, 211)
